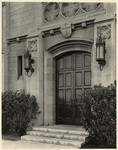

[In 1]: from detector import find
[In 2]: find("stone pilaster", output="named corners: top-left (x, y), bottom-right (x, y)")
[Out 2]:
top-left (44, 49), bottom-right (56, 125)
top-left (25, 31), bottom-right (44, 126)
top-left (92, 13), bottom-right (116, 86)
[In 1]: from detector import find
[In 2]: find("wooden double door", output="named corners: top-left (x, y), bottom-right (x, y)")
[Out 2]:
top-left (56, 52), bottom-right (91, 125)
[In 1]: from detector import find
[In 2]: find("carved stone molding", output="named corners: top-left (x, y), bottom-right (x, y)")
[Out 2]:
top-left (97, 25), bottom-right (111, 39)
top-left (42, 20), bottom-right (94, 38)
top-left (46, 39), bottom-right (93, 54)
top-left (7, 35), bottom-right (28, 44)
top-left (27, 39), bottom-right (37, 52)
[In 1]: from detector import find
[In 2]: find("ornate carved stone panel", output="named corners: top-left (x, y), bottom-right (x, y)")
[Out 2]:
top-left (81, 3), bottom-right (102, 13)
top-left (43, 2), bottom-right (60, 22)
top-left (43, 2), bottom-right (102, 23)
top-left (97, 25), bottom-right (111, 39)
top-left (61, 3), bottom-right (80, 17)
top-left (27, 39), bottom-right (37, 52)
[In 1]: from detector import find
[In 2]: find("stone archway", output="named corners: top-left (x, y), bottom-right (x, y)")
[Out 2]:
top-left (44, 39), bottom-right (93, 125)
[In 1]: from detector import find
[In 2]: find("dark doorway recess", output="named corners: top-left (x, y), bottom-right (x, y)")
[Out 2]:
top-left (56, 52), bottom-right (91, 125)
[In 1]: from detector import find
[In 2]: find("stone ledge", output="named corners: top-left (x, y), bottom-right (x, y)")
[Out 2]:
top-left (95, 12), bottom-right (116, 24)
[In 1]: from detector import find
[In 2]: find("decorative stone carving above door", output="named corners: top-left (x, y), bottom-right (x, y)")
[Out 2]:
top-left (97, 25), bottom-right (111, 39)
top-left (43, 2), bottom-right (103, 23)
top-left (61, 3), bottom-right (80, 18)
top-left (61, 21), bottom-right (72, 38)
top-left (81, 3), bottom-right (102, 13)
top-left (43, 2), bottom-right (60, 23)
top-left (27, 39), bottom-right (37, 52)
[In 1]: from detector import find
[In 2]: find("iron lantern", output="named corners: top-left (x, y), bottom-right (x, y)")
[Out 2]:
top-left (96, 36), bottom-right (106, 71)
top-left (24, 50), bottom-right (34, 77)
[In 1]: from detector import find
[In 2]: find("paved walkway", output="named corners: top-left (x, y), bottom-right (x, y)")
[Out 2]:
top-left (2, 140), bottom-right (79, 149)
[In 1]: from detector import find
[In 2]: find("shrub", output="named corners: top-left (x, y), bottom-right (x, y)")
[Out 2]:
top-left (81, 83), bottom-right (116, 147)
top-left (2, 90), bottom-right (39, 136)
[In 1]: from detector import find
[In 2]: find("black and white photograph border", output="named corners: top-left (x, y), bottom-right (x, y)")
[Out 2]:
top-left (1, 0), bottom-right (117, 149)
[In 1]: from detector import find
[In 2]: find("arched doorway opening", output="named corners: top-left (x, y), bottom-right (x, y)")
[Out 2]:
top-left (56, 52), bottom-right (91, 125)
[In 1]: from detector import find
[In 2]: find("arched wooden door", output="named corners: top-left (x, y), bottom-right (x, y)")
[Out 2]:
top-left (56, 52), bottom-right (91, 125)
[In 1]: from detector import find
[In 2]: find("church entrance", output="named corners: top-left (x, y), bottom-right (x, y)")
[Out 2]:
top-left (56, 52), bottom-right (91, 125)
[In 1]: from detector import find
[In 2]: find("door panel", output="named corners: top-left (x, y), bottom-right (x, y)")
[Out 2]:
top-left (58, 89), bottom-right (64, 99)
top-left (84, 71), bottom-right (91, 86)
top-left (65, 55), bottom-right (72, 69)
top-left (84, 54), bottom-right (91, 67)
top-left (65, 89), bottom-right (72, 101)
top-left (75, 54), bottom-right (83, 68)
top-left (75, 89), bottom-right (82, 100)
top-left (65, 73), bottom-right (72, 87)
top-left (56, 52), bottom-right (91, 125)
top-left (58, 73), bottom-right (64, 87)
top-left (75, 72), bottom-right (82, 86)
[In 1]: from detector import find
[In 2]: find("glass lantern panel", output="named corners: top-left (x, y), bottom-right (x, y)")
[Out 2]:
top-left (24, 57), bottom-right (30, 69)
top-left (96, 46), bottom-right (100, 59)
top-left (100, 46), bottom-right (104, 59)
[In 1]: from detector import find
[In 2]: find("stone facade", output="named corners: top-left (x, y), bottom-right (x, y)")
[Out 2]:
top-left (2, 2), bottom-right (116, 126)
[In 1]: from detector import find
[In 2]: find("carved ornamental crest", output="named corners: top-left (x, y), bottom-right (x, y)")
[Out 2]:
top-left (61, 21), bottom-right (72, 38)
top-left (27, 39), bottom-right (37, 52)
top-left (97, 25), bottom-right (111, 39)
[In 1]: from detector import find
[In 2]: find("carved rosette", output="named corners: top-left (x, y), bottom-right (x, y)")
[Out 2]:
top-left (27, 39), bottom-right (37, 52)
top-left (97, 25), bottom-right (111, 39)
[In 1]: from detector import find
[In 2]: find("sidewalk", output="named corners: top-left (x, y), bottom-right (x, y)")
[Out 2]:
top-left (2, 140), bottom-right (79, 149)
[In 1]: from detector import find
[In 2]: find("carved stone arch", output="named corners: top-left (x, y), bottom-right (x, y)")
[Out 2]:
top-left (45, 39), bottom-right (93, 57)
top-left (44, 38), bottom-right (93, 125)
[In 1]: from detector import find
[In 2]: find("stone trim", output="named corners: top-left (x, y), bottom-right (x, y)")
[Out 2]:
top-left (46, 39), bottom-right (93, 55)
top-left (42, 20), bottom-right (94, 37)
top-left (7, 35), bottom-right (28, 44)
top-left (94, 12), bottom-right (116, 24)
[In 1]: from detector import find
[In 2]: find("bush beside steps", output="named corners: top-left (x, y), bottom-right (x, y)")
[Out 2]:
top-left (80, 83), bottom-right (116, 148)
top-left (2, 90), bottom-right (39, 136)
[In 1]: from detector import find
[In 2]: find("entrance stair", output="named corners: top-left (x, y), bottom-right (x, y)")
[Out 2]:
top-left (21, 125), bottom-right (88, 148)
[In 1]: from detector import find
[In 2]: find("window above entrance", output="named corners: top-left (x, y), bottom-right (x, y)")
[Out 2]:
top-left (43, 2), bottom-right (103, 23)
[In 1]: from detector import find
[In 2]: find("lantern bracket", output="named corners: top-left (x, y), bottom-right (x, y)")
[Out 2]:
top-left (98, 60), bottom-right (106, 71)
top-left (96, 36), bottom-right (106, 71)
top-left (24, 50), bottom-right (35, 77)
top-left (27, 68), bottom-right (34, 77)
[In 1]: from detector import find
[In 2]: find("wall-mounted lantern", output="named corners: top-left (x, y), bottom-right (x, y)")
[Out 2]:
top-left (24, 50), bottom-right (34, 77)
top-left (96, 36), bottom-right (106, 71)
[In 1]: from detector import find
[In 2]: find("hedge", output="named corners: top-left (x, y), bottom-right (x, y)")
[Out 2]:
top-left (2, 90), bottom-right (39, 136)
top-left (81, 83), bottom-right (116, 147)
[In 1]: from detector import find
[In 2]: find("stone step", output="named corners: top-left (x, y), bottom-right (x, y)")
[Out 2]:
top-left (27, 130), bottom-right (86, 141)
top-left (33, 127), bottom-right (88, 136)
top-left (21, 135), bottom-right (82, 148)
